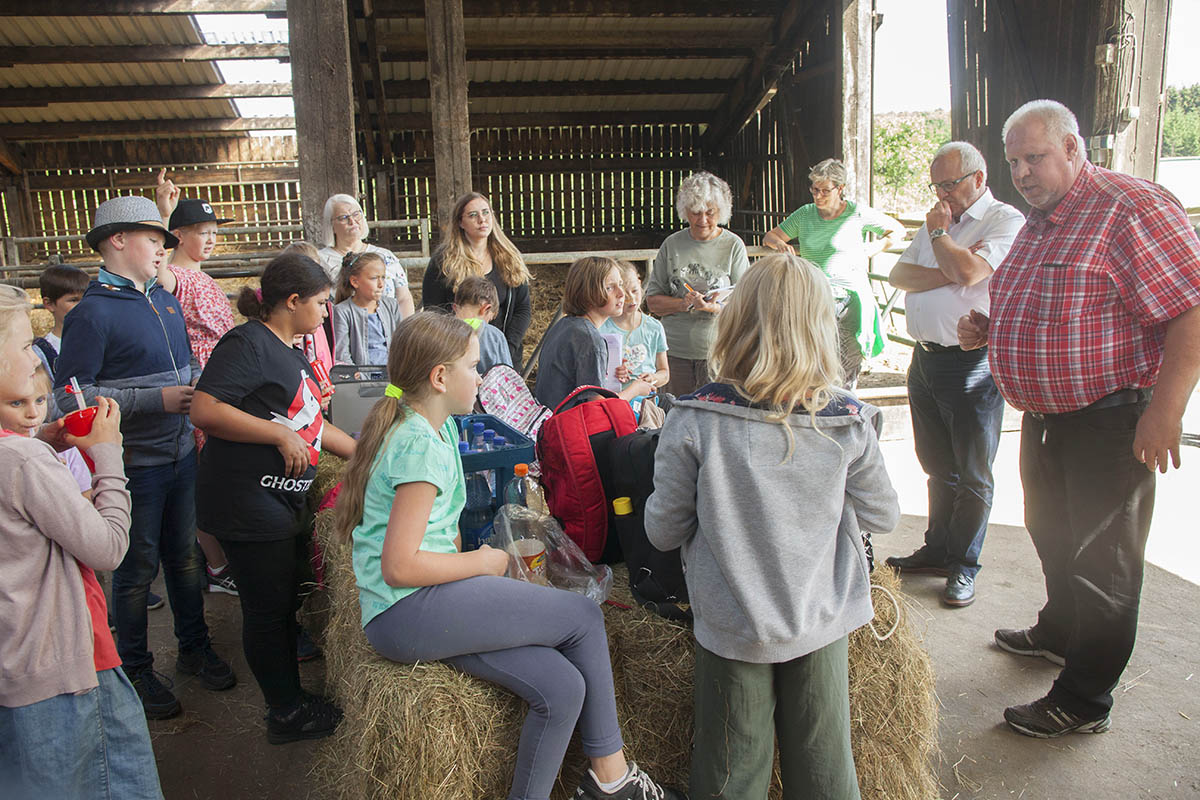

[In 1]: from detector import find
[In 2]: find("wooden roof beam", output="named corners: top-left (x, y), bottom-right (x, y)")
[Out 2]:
top-left (0, 138), bottom-right (23, 175)
top-left (701, 0), bottom-right (817, 152)
top-left (381, 110), bottom-right (707, 128)
top-left (0, 44), bottom-right (288, 66)
top-left (380, 29), bottom-right (761, 50)
top-left (375, 78), bottom-right (733, 98)
top-left (0, 1), bottom-right (286, 12)
top-left (372, 0), bottom-right (781, 16)
top-left (378, 47), bottom-right (751, 61)
top-left (0, 82), bottom-right (292, 107)
top-left (1, 117), bottom-right (295, 140)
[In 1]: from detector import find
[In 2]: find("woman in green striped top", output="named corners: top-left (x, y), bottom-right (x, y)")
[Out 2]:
top-left (763, 158), bottom-right (904, 389)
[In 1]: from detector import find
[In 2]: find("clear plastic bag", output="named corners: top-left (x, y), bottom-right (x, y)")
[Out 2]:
top-left (493, 504), bottom-right (613, 604)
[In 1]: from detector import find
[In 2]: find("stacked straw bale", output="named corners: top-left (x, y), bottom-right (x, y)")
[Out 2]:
top-left (311, 507), bottom-right (937, 799)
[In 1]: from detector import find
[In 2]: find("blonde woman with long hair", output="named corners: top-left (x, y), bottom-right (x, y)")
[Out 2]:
top-left (645, 254), bottom-right (900, 800)
top-left (421, 192), bottom-right (532, 368)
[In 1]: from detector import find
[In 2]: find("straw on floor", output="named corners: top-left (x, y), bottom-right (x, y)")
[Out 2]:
top-left (311, 508), bottom-right (937, 800)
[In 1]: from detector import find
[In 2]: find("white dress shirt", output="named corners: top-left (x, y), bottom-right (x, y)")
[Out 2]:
top-left (898, 189), bottom-right (1025, 346)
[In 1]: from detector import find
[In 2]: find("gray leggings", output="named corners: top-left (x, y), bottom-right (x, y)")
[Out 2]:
top-left (364, 576), bottom-right (624, 800)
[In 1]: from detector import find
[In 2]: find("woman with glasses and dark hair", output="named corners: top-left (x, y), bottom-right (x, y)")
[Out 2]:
top-left (763, 158), bottom-right (905, 389)
top-left (316, 194), bottom-right (415, 317)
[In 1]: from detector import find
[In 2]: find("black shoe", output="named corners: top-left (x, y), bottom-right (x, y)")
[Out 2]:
top-left (942, 572), bottom-right (976, 607)
top-left (296, 626), bottom-right (322, 663)
top-left (147, 591), bottom-right (165, 610)
top-left (885, 549), bottom-right (950, 577)
top-left (266, 696), bottom-right (343, 745)
top-left (574, 762), bottom-right (688, 800)
top-left (1004, 695), bottom-right (1111, 738)
top-left (176, 643), bottom-right (237, 690)
top-left (128, 667), bottom-right (182, 720)
top-left (994, 627), bottom-right (1066, 666)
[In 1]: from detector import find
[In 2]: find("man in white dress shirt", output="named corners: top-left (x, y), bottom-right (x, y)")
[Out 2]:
top-left (885, 142), bottom-right (1026, 607)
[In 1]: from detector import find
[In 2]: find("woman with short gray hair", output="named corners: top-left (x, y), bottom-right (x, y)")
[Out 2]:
top-left (316, 193), bottom-right (415, 317)
top-left (646, 171), bottom-right (750, 396)
top-left (763, 158), bottom-right (905, 389)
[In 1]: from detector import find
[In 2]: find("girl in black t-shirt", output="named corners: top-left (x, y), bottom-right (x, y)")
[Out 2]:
top-left (190, 252), bottom-right (357, 744)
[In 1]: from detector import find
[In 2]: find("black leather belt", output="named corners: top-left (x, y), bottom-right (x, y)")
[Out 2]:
top-left (1029, 388), bottom-right (1153, 421)
top-left (918, 341), bottom-right (962, 353)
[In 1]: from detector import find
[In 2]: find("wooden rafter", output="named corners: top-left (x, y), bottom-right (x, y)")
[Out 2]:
top-left (364, 4), bottom-right (394, 161)
top-left (1, 117), bottom-right (295, 140)
top-left (347, 4), bottom-right (377, 164)
top-left (700, 0), bottom-right (817, 152)
top-left (380, 28), bottom-right (762, 50)
top-left (378, 46), bottom-right (752, 62)
top-left (0, 0), bottom-right (286, 12)
top-left (388, 110), bottom-right (707, 128)
top-left (0, 138), bottom-right (23, 175)
top-left (373, 78), bottom-right (733, 98)
top-left (372, 0), bottom-right (781, 16)
top-left (0, 83), bottom-right (291, 107)
top-left (0, 44), bottom-right (288, 65)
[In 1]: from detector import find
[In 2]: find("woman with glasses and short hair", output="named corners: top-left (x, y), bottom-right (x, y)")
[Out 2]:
top-left (317, 194), bottom-right (415, 317)
top-left (645, 171), bottom-right (750, 397)
top-left (763, 158), bottom-right (905, 389)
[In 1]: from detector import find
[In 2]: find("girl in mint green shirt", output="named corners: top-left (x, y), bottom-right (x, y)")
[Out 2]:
top-left (334, 311), bottom-right (681, 800)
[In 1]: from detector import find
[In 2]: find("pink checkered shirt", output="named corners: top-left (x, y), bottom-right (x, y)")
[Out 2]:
top-left (989, 163), bottom-right (1200, 413)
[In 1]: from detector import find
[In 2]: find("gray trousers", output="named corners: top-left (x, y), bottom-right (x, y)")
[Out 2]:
top-left (691, 637), bottom-right (861, 800)
top-left (364, 576), bottom-right (624, 800)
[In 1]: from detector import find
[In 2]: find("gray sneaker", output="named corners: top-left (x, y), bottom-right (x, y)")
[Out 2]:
top-left (574, 762), bottom-right (687, 800)
top-left (994, 627), bottom-right (1065, 666)
top-left (1004, 696), bottom-right (1110, 738)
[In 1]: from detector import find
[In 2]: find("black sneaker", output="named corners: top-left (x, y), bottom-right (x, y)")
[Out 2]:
top-left (147, 591), bottom-right (165, 610)
top-left (207, 566), bottom-right (239, 596)
top-left (266, 696), bottom-right (343, 745)
top-left (128, 667), bottom-right (182, 720)
top-left (574, 762), bottom-right (687, 800)
top-left (885, 548), bottom-right (950, 577)
top-left (176, 643), bottom-right (237, 690)
top-left (1004, 696), bottom-right (1111, 738)
top-left (994, 627), bottom-right (1065, 666)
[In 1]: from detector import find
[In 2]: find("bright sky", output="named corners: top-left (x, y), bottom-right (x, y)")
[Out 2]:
top-left (874, 0), bottom-right (1199, 113)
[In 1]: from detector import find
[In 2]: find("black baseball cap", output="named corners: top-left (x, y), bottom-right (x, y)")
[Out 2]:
top-left (168, 198), bottom-right (233, 230)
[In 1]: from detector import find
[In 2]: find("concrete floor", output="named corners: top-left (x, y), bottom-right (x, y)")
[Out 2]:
top-left (146, 396), bottom-right (1200, 800)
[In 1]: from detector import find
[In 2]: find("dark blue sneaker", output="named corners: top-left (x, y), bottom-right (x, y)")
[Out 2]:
top-left (147, 591), bottom-right (165, 610)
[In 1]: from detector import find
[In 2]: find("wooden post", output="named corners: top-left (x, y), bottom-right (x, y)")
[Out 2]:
top-left (424, 0), bottom-right (472, 238)
top-left (288, 0), bottom-right (358, 244)
top-left (838, 0), bottom-right (873, 203)
top-left (373, 168), bottom-right (393, 246)
top-left (1098, 0), bottom-right (1170, 180)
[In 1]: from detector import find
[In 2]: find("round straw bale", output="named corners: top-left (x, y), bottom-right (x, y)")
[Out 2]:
top-left (312, 509), bottom-right (937, 800)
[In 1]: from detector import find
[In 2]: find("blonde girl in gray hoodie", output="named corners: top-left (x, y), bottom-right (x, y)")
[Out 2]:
top-left (646, 254), bottom-right (900, 799)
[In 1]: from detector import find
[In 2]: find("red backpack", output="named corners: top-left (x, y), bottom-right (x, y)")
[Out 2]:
top-left (536, 386), bottom-right (638, 562)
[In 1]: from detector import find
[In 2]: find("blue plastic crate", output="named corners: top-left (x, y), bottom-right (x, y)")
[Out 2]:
top-left (454, 413), bottom-right (536, 505)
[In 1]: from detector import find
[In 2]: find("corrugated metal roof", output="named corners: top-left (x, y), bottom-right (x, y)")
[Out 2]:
top-left (0, 15), bottom-right (208, 47)
top-left (381, 58), bottom-right (746, 83)
top-left (385, 94), bottom-right (723, 115)
top-left (0, 99), bottom-right (236, 125)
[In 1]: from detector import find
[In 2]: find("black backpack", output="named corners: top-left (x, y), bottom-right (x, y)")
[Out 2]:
top-left (607, 429), bottom-right (691, 622)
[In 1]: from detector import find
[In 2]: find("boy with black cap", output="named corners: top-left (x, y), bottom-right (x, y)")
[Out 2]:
top-left (155, 171), bottom-right (240, 596)
top-left (54, 194), bottom-right (236, 720)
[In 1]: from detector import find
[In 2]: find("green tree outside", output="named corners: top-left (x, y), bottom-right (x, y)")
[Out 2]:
top-left (873, 111), bottom-right (951, 215)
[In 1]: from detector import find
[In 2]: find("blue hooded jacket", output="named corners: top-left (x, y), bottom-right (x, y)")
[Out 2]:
top-left (53, 270), bottom-right (198, 467)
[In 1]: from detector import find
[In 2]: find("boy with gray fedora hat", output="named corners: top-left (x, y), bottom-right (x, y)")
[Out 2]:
top-left (55, 194), bottom-right (236, 720)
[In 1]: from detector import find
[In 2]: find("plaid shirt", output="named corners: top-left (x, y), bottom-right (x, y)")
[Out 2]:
top-left (989, 162), bottom-right (1200, 413)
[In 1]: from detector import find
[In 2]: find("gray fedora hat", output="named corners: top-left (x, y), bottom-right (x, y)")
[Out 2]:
top-left (86, 195), bottom-right (180, 251)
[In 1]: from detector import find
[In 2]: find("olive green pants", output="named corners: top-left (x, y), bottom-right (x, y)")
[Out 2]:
top-left (690, 637), bottom-right (860, 800)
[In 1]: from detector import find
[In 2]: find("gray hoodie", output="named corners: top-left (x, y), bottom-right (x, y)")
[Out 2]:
top-left (645, 387), bottom-right (899, 663)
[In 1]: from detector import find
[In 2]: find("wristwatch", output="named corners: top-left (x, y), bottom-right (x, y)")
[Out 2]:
top-left (930, 228), bottom-right (948, 241)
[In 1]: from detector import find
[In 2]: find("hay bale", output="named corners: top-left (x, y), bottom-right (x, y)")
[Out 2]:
top-left (313, 510), bottom-right (937, 800)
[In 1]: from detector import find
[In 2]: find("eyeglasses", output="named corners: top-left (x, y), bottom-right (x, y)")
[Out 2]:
top-left (333, 210), bottom-right (364, 224)
top-left (929, 173), bottom-right (976, 193)
top-left (810, 186), bottom-right (841, 197)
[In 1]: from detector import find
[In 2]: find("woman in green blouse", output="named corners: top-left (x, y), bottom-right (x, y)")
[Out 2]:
top-left (763, 158), bottom-right (904, 389)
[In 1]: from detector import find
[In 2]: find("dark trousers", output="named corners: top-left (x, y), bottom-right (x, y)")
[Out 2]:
top-left (113, 450), bottom-right (209, 672)
top-left (1019, 400), bottom-right (1155, 718)
top-left (690, 638), bottom-right (860, 800)
top-left (666, 355), bottom-right (708, 398)
top-left (218, 534), bottom-right (312, 709)
top-left (907, 345), bottom-right (1004, 577)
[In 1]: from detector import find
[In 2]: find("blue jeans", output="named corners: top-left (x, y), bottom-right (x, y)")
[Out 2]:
top-left (907, 345), bottom-right (1004, 578)
top-left (0, 667), bottom-right (163, 799)
top-left (113, 450), bottom-right (209, 672)
top-left (365, 577), bottom-right (623, 800)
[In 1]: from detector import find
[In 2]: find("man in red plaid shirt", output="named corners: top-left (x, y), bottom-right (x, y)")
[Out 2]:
top-left (959, 99), bottom-right (1200, 739)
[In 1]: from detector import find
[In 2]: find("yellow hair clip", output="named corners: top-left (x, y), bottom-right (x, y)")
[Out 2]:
top-left (384, 383), bottom-right (403, 399)
top-left (464, 317), bottom-right (483, 331)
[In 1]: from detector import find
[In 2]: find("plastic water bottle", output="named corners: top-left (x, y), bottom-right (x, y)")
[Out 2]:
top-left (459, 471), bottom-right (494, 551)
top-left (493, 436), bottom-right (507, 450)
top-left (458, 441), bottom-right (471, 455)
top-left (483, 429), bottom-right (496, 450)
top-left (470, 422), bottom-right (486, 452)
top-left (504, 464), bottom-right (547, 515)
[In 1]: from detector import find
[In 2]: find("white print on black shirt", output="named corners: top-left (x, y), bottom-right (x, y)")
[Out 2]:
top-left (260, 370), bottom-right (324, 488)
